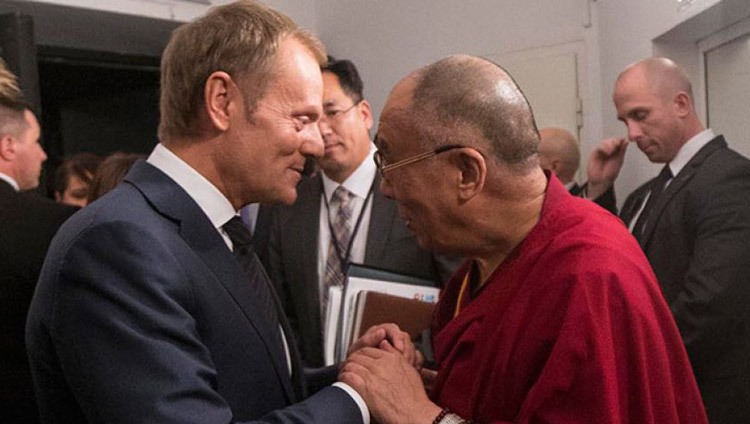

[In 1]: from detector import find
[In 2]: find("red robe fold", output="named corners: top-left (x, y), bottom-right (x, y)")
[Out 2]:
top-left (431, 175), bottom-right (707, 424)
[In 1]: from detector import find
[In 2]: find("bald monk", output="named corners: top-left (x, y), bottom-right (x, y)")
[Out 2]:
top-left (338, 54), bottom-right (709, 424)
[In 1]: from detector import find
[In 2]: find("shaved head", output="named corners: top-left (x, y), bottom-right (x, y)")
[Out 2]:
top-left (538, 128), bottom-right (579, 184)
top-left (617, 57), bottom-right (693, 103)
top-left (385, 54), bottom-right (539, 172)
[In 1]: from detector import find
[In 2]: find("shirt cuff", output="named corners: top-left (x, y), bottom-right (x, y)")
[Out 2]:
top-left (332, 382), bottom-right (370, 424)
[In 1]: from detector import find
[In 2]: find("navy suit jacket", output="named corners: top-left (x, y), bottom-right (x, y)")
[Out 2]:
top-left (619, 136), bottom-right (750, 424)
top-left (26, 161), bottom-right (362, 423)
top-left (264, 173), bottom-right (456, 367)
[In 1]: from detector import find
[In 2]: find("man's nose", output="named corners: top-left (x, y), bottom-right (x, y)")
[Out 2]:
top-left (318, 119), bottom-right (333, 139)
top-left (627, 122), bottom-right (644, 141)
top-left (301, 125), bottom-right (324, 158)
top-left (39, 145), bottom-right (48, 162)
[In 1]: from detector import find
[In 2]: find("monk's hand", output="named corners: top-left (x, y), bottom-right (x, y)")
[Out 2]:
top-left (339, 347), bottom-right (442, 424)
top-left (347, 323), bottom-right (419, 368)
top-left (586, 137), bottom-right (628, 199)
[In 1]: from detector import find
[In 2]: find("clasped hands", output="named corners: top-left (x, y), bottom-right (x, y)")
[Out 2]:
top-left (339, 324), bottom-right (443, 424)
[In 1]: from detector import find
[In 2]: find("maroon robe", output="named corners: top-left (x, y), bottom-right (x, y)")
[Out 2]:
top-left (431, 174), bottom-right (707, 424)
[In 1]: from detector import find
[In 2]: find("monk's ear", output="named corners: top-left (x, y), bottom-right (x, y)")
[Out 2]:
top-left (203, 71), bottom-right (235, 132)
top-left (456, 148), bottom-right (486, 201)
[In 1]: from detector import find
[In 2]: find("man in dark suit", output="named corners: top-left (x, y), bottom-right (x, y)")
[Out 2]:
top-left (0, 61), bottom-right (77, 424)
top-left (586, 57), bottom-right (750, 423)
top-left (25, 2), bottom-right (414, 422)
top-left (264, 58), bottom-right (456, 367)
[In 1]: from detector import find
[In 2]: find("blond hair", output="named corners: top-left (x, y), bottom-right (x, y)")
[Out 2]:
top-left (158, 0), bottom-right (326, 141)
top-left (0, 59), bottom-right (30, 137)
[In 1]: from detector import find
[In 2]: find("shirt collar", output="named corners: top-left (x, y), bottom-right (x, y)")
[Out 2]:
top-left (321, 143), bottom-right (376, 201)
top-left (0, 172), bottom-right (19, 191)
top-left (668, 129), bottom-right (715, 177)
top-left (147, 143), bottom-right (236, 229)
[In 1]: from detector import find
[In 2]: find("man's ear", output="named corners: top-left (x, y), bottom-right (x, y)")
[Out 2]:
top-left (358, 99), bottom-right (374, 130)
top-left (204, 71), bottom-right (235, 132)
top-left (0, 135), bottom-right (16, 161)
top-left (456, 148), bottom-right (486, 201)
top-left (549, 159), bottom-right (562, 176)
top-left (673, 91), bottom-right (692, 118)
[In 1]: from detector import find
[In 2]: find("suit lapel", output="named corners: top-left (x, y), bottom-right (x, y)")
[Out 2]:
top-left (638, 136), bottom-right (726, 249)
top-left (364, 174), bottom-right (396, 263)
top-left (124, 161), bottom-right (296, 402)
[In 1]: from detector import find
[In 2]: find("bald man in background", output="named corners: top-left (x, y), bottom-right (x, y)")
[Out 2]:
top-left (538, 127), bottom-right (581, 192)
top-left (539, 127), bottom-right (616, 213)
top-left (588, 57), bottom-right (750, 423)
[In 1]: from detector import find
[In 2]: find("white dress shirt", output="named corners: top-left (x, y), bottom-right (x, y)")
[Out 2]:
top-left (318, 145), bottom-right (377, 303)
top-left (0, 171), bottom-right (19, 191)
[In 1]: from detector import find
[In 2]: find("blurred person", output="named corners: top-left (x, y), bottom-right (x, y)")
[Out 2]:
top-left (586, 57), bottom-right (750, 423)
top-left (87, 151), bottom-right (142, 202)
top-left (539, 127), bottom-right (616, 213)
top-left (339, 55), bottom-right (708, 424)
top-left (264, 57), bottom-right (456, 367)
top-left (53, 152), bottom-right (102, 207)
top-left (538, 127), bottom-right (580, 191)
top-left (26, 2), bottom-right (413, 423)
top-left (0, 60), bottom-right (76, 424)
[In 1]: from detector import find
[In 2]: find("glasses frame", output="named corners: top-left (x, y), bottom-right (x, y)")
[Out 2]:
top-left (374, 144), bottom-right (466, 176)
top-left (321, 100), bottom-right (361, 122)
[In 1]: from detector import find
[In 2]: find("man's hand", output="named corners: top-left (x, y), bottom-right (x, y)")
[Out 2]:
top-left (339, 345), bottom-right (442, 424)
top-left (586, 137), bottom-right (628, 199)
top-left (347, 324), bottom-right (421, 369)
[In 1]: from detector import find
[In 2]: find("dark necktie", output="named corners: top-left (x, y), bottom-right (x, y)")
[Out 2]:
top-left (223, 216), bottom-right (282, 348)
top-left (632, 165), bottom-right (672, 241)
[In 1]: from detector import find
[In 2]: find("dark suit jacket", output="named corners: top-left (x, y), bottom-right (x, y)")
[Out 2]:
top-left (570, 181), bottom-right (618, 215)
top-left (264, 173), bottom-right (456, 367)
top-left (0, 179), bottom-right (76, 424)
top-left (25, 161), bottom-right (362, 423)
top-left (619, 136), bottom-right (750, 424)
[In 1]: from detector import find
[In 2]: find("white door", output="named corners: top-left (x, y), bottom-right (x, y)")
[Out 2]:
top-left (704, 22), bottom-right (750, 157)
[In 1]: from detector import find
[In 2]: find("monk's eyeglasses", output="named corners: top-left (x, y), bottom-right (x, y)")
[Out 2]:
top-left (373, 144), bottom-right (466, 177)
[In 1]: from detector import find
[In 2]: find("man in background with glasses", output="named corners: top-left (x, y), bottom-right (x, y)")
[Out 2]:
top-left (338, 54), bottom-right (708, 424)
top-left (264, 58), bottom-right (456, 368)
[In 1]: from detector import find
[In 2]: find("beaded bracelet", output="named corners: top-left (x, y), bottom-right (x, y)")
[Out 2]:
top-left (432, 407), bottom-right (451, 424)
top-left (432, 407), bottom-right (474, 424)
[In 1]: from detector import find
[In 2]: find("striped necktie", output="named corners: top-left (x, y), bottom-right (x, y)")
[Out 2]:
top-left (322, 186), bottom-right (355, 317)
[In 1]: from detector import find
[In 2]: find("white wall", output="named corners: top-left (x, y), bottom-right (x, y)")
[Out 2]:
top-left (314, 0), bottom-right (601, 150)
top-left (14, 0), bottom-right (316, 29)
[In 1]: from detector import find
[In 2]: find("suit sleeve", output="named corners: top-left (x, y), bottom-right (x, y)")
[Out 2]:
top-left (590, 185), bottom-right (619, 215)
top-left (48, 220), bottom-right (360, 424)
top-left (672, 164), bottom-right (750, 373)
